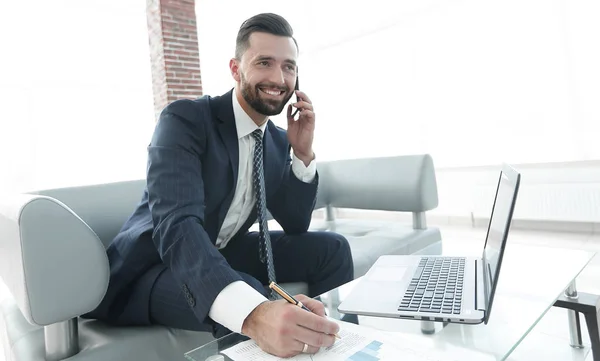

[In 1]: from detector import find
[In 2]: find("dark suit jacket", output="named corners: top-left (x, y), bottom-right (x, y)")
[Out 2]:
top-left (89, 89), bottom-right (318, 327)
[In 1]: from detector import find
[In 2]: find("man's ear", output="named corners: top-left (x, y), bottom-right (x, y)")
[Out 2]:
top-left (229, 58), bottom-right (241, 82)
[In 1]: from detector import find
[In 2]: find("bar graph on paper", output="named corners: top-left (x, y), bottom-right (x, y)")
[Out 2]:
top-left (345, 340), bottom-right (383, 361)
top-left (319, 330), bottom-right (395, 361)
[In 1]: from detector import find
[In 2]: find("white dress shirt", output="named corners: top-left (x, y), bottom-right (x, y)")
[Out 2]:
top-left (208, 91), bottom-right (316, 334)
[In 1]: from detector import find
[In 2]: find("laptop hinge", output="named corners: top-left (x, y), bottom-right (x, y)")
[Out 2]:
top-left (475, 259), bottom-right (487, 311)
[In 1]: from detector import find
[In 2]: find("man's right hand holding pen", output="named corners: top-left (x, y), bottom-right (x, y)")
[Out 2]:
top-left (241, 293), bottom-right (341, 358)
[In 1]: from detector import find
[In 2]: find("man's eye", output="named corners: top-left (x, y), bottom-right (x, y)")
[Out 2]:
top-left (259, 61), bottom-right (269, 66)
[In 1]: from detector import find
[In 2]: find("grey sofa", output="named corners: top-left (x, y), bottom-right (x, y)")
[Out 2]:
top-left (0, 154), bottom-right (441, 361)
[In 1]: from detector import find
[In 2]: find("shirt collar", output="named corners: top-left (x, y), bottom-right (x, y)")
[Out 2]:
top-left (232, 90), bottom-right (268, 139)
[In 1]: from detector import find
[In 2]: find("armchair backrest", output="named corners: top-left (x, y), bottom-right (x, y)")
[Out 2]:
top-left (315, 154), bottom-right (439, 212)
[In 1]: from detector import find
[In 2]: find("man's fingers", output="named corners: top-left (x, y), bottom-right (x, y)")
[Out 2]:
top-left (299, 342), bottom-right (321, 354)
top-left (293, 324), bottom-right (336, 349)
top-left (295, 295), bottom-right (326, 317)
top-left (296, 308), bottom-right (340, 336)
top-left (295, 90), bottom-right (312, 104)
top-left (293, 340), bottom-right (321, 355)
top-left (292, 100), bottom-right (313, 112)
top-left (295, 110), bottom-right (315, 127)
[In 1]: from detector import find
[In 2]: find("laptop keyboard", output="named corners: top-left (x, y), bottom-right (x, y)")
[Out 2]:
top-left (398, 257), bottom-right (465, 315)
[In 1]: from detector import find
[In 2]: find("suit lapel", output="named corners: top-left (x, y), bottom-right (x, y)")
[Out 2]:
top-left (212, 91), bottom-right (284, 230)
top-left (214, 90), bottom-right (239, 230)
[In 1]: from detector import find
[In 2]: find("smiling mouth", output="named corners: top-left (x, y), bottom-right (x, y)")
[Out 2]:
top-left (258, 87), bottom-right (285, 97)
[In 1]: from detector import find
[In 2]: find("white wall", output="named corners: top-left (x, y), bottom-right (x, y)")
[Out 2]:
top-left (0, 1), bottom-right (155, 192)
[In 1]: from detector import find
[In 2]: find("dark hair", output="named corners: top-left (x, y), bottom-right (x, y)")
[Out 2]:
top-left (235, 13), bottom-right (298, 59)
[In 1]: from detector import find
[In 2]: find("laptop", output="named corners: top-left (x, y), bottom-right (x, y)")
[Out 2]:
top-left (338, 164), bottom-right (521, 324)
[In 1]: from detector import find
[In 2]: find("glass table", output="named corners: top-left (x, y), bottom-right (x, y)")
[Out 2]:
top-left (185, 243), bottom-right (595, 361)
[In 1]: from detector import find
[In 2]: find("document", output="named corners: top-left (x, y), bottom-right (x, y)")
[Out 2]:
top-left (219, 319), bottom-right (474, 361)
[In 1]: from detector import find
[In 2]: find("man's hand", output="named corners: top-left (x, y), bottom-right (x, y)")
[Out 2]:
top-left (287, 90), bottom-right (315, 167)
top-left (241, 294), bottom-right (339, 358)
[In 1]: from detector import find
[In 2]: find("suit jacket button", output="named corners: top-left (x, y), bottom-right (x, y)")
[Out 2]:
top-left (182, 284), bottom-right (195, 307)
top-left (186, 294), bottom-right (195, 307)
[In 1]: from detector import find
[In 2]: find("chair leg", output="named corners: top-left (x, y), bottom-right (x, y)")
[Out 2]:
top-left (44, 318), bottom-right (79, 361)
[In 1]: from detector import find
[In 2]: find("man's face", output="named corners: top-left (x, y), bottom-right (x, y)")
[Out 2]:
top-left (233, 32), bottom-right (298, 116)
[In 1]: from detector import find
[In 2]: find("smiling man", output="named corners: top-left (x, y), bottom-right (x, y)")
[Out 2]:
top-left (84, 13), bottom-right (354, 358)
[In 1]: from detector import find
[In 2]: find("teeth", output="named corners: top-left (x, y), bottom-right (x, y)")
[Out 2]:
top-left (260, 88), bottom-right (282, 96)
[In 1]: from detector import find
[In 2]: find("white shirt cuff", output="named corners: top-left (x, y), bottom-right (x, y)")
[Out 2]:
top-left (208, 281), bottom-right (268, 334)
top-left (292, 153), bottom-right (316, 183)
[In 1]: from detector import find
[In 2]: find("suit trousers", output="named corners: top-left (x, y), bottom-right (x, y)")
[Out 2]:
top-left (146, 231), bottom-right (354, 335)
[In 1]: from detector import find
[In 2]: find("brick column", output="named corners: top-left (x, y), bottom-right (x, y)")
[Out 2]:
top-left (146, 0), bottom-right (203, 120)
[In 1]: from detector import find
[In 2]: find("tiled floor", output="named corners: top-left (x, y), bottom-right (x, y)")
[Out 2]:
top-left (1, 225), bottom-right (599, 360)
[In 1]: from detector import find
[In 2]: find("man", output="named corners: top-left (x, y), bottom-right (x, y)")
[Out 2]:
top-left (85, 13), bottom-right (354, 358)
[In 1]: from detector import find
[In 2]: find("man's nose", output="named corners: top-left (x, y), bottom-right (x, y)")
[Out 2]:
top-left (267, 68), bottom-right (286, 86)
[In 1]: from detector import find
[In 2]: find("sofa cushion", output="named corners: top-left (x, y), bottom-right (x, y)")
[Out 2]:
top-left (258, 219), bottom-right (442, 278)
top-left (322, 219), bottom-right (442, 277)
top-left (304, 218), bottom-right (442, 277)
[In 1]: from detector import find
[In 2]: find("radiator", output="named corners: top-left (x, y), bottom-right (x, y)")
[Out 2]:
top-left (471, 183), bottom-right (600, 223)
top-left (434, 164), bottom-right (600, 224)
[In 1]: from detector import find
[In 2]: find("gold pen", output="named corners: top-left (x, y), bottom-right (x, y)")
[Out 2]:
top-left (269, 282), bottom-right (341, 339)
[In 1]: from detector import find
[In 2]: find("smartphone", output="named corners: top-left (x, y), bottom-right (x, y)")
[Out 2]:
top-left (291, 72), bottom-right (300, 118)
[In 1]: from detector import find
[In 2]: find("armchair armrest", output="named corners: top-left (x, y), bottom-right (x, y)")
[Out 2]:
top-left (0, 193), bottom-right (109, 326)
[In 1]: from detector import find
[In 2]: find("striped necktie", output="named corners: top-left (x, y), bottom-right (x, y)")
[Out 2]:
top-left (251, 129), bottom-right (277, 299)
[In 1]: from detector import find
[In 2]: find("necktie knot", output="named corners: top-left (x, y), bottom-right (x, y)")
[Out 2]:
top-left (252, 129), bottom-right (263, 142)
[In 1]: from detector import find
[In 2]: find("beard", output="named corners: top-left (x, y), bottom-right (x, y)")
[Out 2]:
top-left (240, 73), bottom-right (294, 116)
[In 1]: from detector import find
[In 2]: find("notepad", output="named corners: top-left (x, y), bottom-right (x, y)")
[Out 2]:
top-left (219, 318), bottom-right (475, 361)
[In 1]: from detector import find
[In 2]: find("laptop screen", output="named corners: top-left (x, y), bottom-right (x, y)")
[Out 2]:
top-left (482, 165), bottom-right (520, 322)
